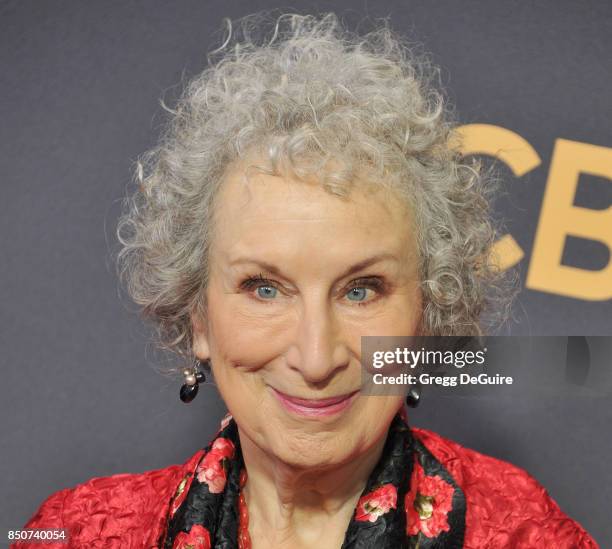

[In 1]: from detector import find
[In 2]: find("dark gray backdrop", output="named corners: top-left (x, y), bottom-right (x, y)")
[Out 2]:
top-left (1, 0), bottom-right (611, 545)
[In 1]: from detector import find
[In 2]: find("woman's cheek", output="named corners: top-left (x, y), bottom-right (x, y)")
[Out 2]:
top-left (358, 395), bottom-right (404, 435)
top-left (211, 363), bottom-right (263, 430)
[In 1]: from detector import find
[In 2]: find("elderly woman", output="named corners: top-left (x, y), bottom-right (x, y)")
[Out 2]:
top-left (21, 13), bottom-right (596, 549)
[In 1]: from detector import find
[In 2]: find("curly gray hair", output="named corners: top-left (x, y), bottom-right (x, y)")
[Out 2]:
top-left (116, 12), bottom-right (514, 364)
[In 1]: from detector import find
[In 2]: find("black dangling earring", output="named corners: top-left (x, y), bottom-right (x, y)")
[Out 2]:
top-left (179, 359), bottom-right (208, 403)
top-left (406, 382), bottom-right (422, 408)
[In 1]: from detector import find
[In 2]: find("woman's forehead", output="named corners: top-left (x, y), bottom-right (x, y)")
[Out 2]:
top-left (209, 168), bottom-right (418, 274)
top-left (214, 166), bottom-right (412, 230)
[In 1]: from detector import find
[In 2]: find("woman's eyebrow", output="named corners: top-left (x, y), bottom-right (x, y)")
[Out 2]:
top-left (338, 253), bottom-right (398, 279)
top-left (229, 258), bottom-right (285, 277)
top-left (229, 253), bottom-right (398, 282)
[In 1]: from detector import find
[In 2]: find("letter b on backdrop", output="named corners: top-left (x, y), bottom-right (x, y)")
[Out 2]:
top-left (457, 124), bottom-right (612, 301)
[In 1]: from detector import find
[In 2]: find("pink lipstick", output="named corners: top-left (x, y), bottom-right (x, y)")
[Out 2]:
top-left (271, 388), bottom-right (359, 418)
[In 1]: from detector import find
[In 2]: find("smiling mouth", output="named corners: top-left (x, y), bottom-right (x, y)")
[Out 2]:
top-left (270, 388), bottom-right (359, 417)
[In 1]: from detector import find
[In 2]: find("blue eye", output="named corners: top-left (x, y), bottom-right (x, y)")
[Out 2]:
top-left (257, 286), bottom-right (278, 299)
top-left (347, 287), bottom-right (369, 301)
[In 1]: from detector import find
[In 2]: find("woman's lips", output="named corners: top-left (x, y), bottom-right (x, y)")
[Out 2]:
top-left (271, 388), bottom-right (359, 417)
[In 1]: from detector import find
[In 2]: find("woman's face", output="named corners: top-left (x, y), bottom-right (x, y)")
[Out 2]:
top-left (192, 162), bottom-right (422, 470)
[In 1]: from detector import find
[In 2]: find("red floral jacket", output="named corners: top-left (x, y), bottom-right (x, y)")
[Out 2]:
top-left (17, 428), bottom-right (598, 548)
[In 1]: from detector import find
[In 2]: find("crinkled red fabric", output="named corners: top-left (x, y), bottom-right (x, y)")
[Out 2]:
top-left (17, 430), bottom-right (598, 548)
top-left (412, 428), bottom-right (598, 548)
top-left (16, 450), bottom-right (204, 549)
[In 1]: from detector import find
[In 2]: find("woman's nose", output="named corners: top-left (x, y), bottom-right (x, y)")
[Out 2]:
top-left (285, 298), bottom-right (351, 384)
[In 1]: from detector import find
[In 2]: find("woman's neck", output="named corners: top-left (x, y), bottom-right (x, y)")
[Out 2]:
top-left (238, 428), bottom-right (386, 548)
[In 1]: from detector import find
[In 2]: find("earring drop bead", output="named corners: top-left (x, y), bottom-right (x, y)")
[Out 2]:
top-left (406, 384), bottom-right (421, 408)
top-left (179, 359), bottom-right (209, 403)
top-left (185, 373), bottom-right (197, 386)
top-left (180, 383), bottom-right (199, 403)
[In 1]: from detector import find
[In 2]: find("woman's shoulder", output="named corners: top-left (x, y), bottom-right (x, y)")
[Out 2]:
top-left (412, 426), bottom-right (599, 548)
top-left (17, 449), bottom-right (205, 548)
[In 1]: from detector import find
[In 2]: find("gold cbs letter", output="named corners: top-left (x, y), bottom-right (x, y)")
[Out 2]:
top-left (454, 124), bottom-right (541, 271)
top-left (528, 139), bottom-right (612, 300)
top-left (455, 126), bottom-right (612, 300)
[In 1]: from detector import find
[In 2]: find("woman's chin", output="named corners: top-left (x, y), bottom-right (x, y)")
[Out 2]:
top-left (249, 413), bottom-right (373, 471)
top-left (264, 432), bottom-right (359, 471)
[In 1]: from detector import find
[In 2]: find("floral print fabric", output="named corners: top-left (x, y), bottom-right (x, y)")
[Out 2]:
top-left (162, 414), bottom-right (466, 549)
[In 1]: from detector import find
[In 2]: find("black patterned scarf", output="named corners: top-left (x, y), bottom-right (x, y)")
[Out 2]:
top-left (161, 414), bottom-right (466, 548)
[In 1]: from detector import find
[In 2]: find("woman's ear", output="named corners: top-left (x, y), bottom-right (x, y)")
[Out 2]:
top-left (191, 310), bottom-right (211, 359)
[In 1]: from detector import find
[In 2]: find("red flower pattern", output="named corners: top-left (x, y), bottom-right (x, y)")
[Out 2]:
top-left (173, 524), bottom-right (211, 549)
top-left (171, 418), bottom-right (457, 545)
top-left (196, 437), bottom-right (235, 494)
top-left (355, 484), bottom-right (398, 522)
top-left (405, 460), bottom-right (454, 538)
